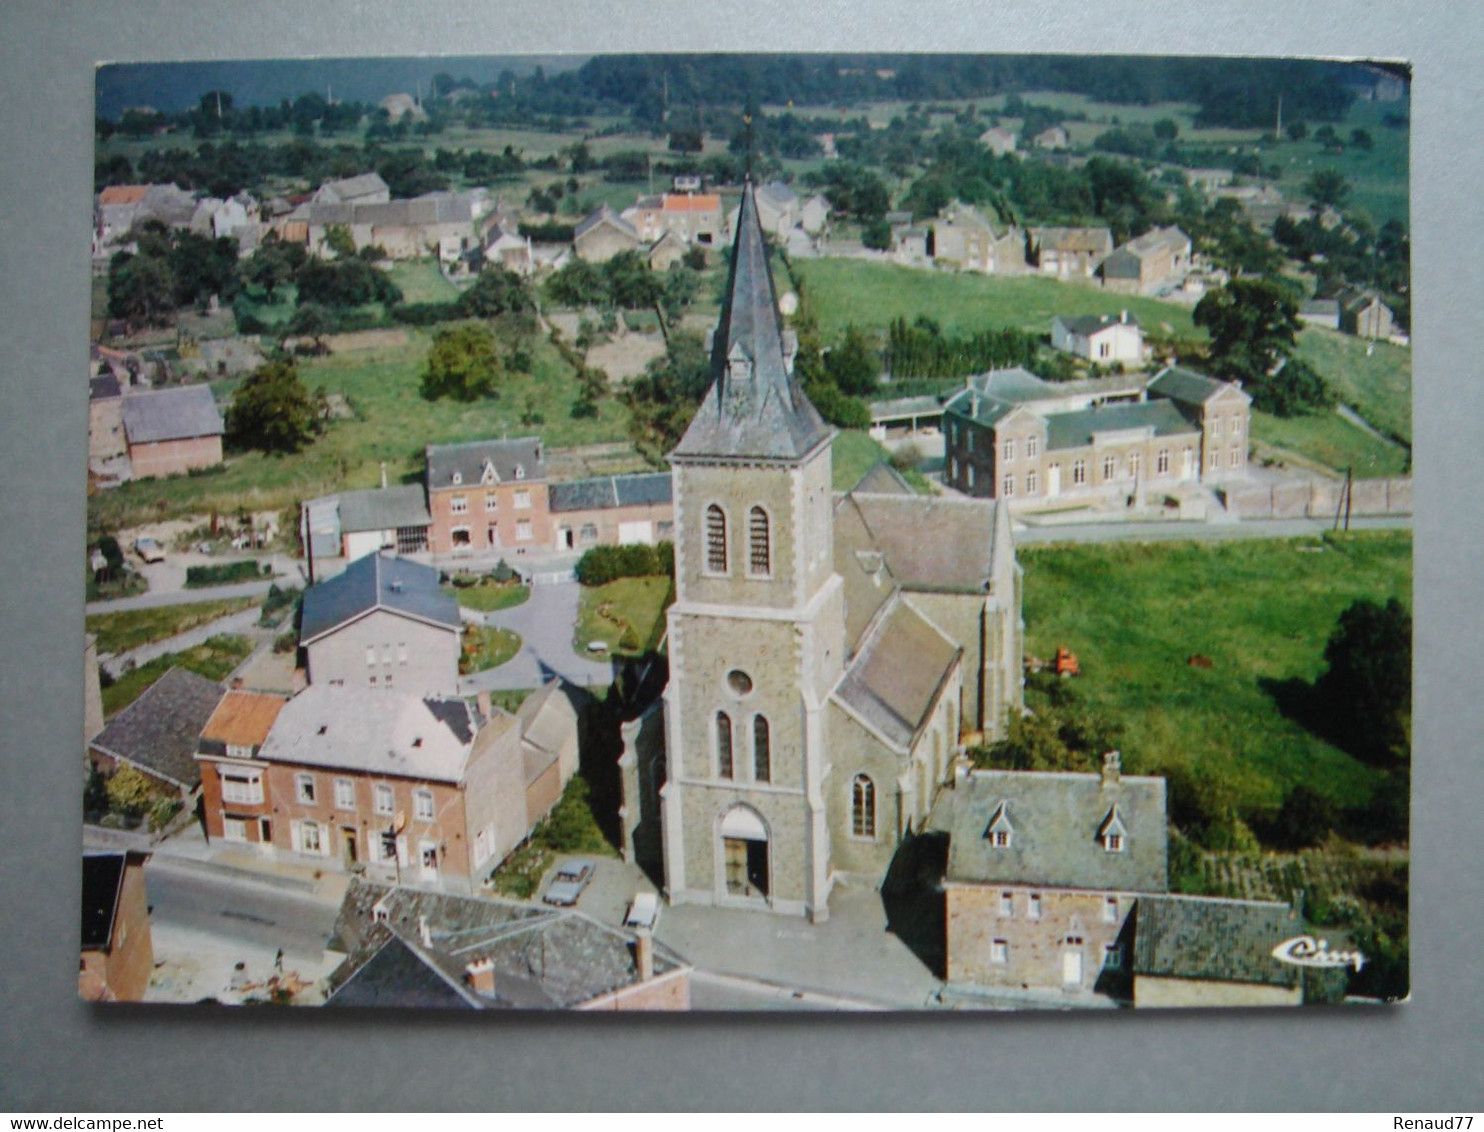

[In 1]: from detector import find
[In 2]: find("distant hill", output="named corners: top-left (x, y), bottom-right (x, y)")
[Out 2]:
top-left (95, 56), bottom-right (585, 117)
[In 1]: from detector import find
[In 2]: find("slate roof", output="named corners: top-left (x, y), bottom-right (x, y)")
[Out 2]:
top-left (834, 597), bottom-right (960, 749)
top-left (120, 385), bottom-right (224, 445)
top-left (756, 180), bottom-right (799, 210)
top-left (1031, 226), bottom-right (1113, 254)
top-left (1133, 895), bottom-right (1302, 988)
top-left (326, 879), bottom-right (689, 1011)
top-left (519, 680), bottom-right (582, 781)
top-left (317, 172), bottom-right (389, 203)
top-left (81, 852), bottom-right (142, 951)
top-left (336, 484), bottom-right (431, 533)
top-left (574, 204), bottom-right (637, 241)
top-left (1124, 225), bottom-right (1190, 257)
top-left (846, 493), bottom-right (1003, 594)
top-left (90, 374), bottom-right (122, 401)
top-left (1147, 365), bottom-right (1234, 407)
top-left (1044, 399), bottom-right (1197, 452)
top-left (548, 472), bottom-right (672, 513)
top-left (90, 668), bottom-right (225, 789)
top-left (945, 767), bottom-right (1168, 892)
top-left (670, 180), bottom-right (831, 463)
top-left (1057, 312), bottom-right (1140, 337)
top-left (850, 461), bottom-right (916, 496)
top-left (299, 553), bottom-right (459, 644)
top-left (425, 437), bottom-right (545, 491)
top-left (1300, 299), bottom-right (1341, 318)
top-left (869, 394), bottom-right (945, 421)
top-left (256, 686), bottom-right (477, 782)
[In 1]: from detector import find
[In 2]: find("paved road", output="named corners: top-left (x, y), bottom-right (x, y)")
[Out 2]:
top-left (458, 582), bottom-right (618, 693)
top-left (85, 554), bottom-right (306, 614)
top-left (1014, 513), bottom-right (1411, 545)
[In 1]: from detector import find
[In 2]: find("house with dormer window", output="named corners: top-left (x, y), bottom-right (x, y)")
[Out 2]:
top-left (424, 437), bottom-right (551, 555)
top-left (942, 753), bottom-right (1168, 993)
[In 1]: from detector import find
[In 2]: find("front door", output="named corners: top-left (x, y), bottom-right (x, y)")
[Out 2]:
top-left (724, 837), bottom-right (748, 896)
top-left (1063, 948), bottom-right (1084, 986)
top-left (420, 840), bottom-right (439, 883)
top-left (341, 826), bottom-right (358, 866)
top-left (1047, 464), bottom-right (1061, 497)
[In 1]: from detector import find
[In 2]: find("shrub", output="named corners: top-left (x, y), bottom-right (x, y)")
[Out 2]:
top-left (105, 766), bottom-right (157, 816)
top-left (574, 542), bottom-right (675, 586)
top-left (490, 559), bottom-right (516, 584)
top-left (186, 560), bottom-right (267, 587)
top-left (148, 796), bottom-right (182, 832)
top-left (389, 301), bottom-right (462, 326)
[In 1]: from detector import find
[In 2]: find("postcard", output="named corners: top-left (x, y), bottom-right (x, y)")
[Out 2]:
top-left (81, 53), bottom-right (1410, 1011)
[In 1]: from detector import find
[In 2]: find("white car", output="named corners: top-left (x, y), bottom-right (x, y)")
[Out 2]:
top-left (624, 892), bottom-right (661, 931)
top-left (133, 537), bottom-right (166, 564)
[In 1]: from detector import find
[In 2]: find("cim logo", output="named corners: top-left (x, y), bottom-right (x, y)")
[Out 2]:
top-left (1272, 935), bottom-right (1367, 972)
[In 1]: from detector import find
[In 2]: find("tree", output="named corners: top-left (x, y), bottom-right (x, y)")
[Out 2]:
top-left (323, 224), bottom-right (356, 259)
top-left (286, 302), bottom-right (335, 353)
top-left (107, 250), bottom-right (176, 327)
top-left (226, 360), bottom-right (321, 453)
top-left (1194, 279), bottom-right (1328, 416)
top-left (1153, 117), bottom-right (1180, 140)
top-left (420, 324), bottom-right (504, 402)
top-left (1349, 128), bottom-right (1375, 151)
top-left (457, 267), bottom-right (533, 318)
top-left (1273, 784), bottom-right (1337, 849)
top-left (105, 766), bottom-right (157, 816)
top-left (241, 240), bottom-right (295, 300)
top-left (1316, 597), bottom-right (1412, 763)
top-left (1305, 167), bottom-right (1350, 210)
top-left (824, 325), bottom-right (880, 397)
top-left (1286, 120), bottom-right (1309, 142)
top-left (861, 216), bottom-right (893, 251)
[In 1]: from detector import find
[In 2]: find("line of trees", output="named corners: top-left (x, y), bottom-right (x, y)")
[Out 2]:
top-left (886, 316), bottom-right (1038, 380)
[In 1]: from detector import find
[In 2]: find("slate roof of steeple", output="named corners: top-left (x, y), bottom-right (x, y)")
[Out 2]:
top-left (670, 180), bottom-right (831, 463)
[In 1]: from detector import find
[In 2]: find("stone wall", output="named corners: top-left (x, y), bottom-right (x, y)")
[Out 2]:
top-left (1220, 477), bottom-right (1413, 521)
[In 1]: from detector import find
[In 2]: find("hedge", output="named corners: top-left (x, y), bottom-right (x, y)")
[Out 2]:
top-left (185, 560), bottom-right (271, 588)
top-left (574, 542), bottom-right (675, 587)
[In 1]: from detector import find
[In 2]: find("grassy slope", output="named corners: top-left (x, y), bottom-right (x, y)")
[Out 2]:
top-left (102, 635), bottom-right (255, 716)
top-left (87, 597), bottom-right (259, 655)
top-left (1250, 409), bottom-right (1409, 479)
top-left (87, 331), bottom-right (633, 531)
top-left (791, 258), bottom-right (1199, 340)
top-left (1020, 530), bottom-right (1411, 811)
top-left (1294, 327), bottom-right (1412, 443)
top-left (574, 576), bottom-right (673, 656)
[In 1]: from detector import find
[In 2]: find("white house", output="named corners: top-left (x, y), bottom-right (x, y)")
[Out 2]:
top-left (1051, 311), bottom-right (1146, 365)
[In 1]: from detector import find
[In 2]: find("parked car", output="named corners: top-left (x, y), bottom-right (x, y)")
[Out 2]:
top-left (624, 891), bottom-right (661, 931)
top-left (542, 859), bottom-right (595, 906)
top-left (133, 537), bottom-right (166, 564)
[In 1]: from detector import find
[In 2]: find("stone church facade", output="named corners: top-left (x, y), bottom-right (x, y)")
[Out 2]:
top-left (630, 182), bottom-right (1022, 922)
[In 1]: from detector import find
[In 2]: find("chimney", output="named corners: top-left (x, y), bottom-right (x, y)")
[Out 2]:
top-left (1101, 750), bottom-right (1122, 788)
top-left (476, 689), bottom-right (492, 721)
top-left (380, 461), bottom-right (388, 490)
top-left (465, 958), bottom-right (496, 996)
top-left (634, 928), bottom-right (654, 982)
top-left (418, 915), bottom-right (433, 948)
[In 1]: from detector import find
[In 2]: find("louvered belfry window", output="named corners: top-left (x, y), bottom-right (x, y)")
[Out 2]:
top-left (749, 506), bottom-right (771, 575)
top-left (716, 712), bottom-right (734, 779)
top-left (706, 505), bottom-right (728, 573)
top-left (753, 715), bottom-right (771, 782)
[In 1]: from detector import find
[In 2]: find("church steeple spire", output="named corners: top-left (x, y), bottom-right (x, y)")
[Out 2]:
top-left (671, 179), bottom-right (831, 463)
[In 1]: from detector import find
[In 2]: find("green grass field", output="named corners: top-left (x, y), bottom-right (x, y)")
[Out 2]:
top-left (87, 597), bottom-right (259, 655)
top-left (1294, 327), bottom-right (1411, 443)
top-left (442, 579), bottom-right (531, 612)
top-left (1250, 408), bottom-right (1409, 479)
top-left (102, 635), bottom-right (255, 716)
top-left (87, 330), bottom-right (633, 532)
top-left (1020, 531), bottom-right (1411, 812)
top-left (384, 259), bottom-right (462, 304)
top-left (1266, 99), bottom-right (1411, 228)
top-left (459, 626), bottom-right (522, 673)
top-left (574, 576), bottom-right (673, 656)
top-left (791, 258), bottom-right (1199, 340)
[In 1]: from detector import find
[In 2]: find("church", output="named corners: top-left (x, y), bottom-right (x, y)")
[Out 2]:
top-left (622, 182), bottom-right (1024, 922)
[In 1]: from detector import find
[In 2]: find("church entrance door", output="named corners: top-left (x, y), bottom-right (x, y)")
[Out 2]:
top-left (723, 837), bottom-right (770, 899)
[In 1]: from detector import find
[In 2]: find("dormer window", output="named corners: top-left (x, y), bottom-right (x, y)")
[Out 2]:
top-left (451, 471), bottom-right (462, 485)
top-left (985, 801), bottom-right (1013, 849)
top-left (480, 460), bottom-right (498, 486)
top-left (515, 464), bottom-right (526, 480)
top-left (1099, 805), bottom-right (1128, 852)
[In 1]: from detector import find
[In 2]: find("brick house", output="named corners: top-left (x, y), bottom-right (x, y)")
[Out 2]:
top-left (573, 205), bottom-right (641, 263)
top-left (80, 851), bottom-right (154, 1003)
top-left (88, 667), bottom-right (225, 797)
top-left (120, 385), bottom-right (224, 480)
top-left (325, 880), bottom-right (692, 1010)
top-left (425, 437), bottom-right (551, 556)
top-left (942, 365), bottom-right (1251, 505)
top-left (199, 686), bottom-right (520, 890)
top-left (1101, 226), bottom-right (1192, 295)
top-left (299, 552), bottom-right (462, 696)
top-left (549, 471), bottom-right (674, 552)
top-left (1051, 311), bottom-right (1145, 364)
top-left (943, 755), bottom-right (1168, 994)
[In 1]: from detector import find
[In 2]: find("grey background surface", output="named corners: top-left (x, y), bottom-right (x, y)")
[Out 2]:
top-left (1, 0), bottom-right (1479, 1111)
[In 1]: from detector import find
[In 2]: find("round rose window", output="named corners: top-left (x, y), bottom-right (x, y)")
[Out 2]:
top-left (727, 669), bottom-right (753, 696)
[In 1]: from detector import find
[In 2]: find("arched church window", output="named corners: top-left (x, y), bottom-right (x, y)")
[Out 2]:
top-left (706, 505), bottom-right (728, 573)
top-left (748, 506), bottom-right (771, 576)
top-left (753, 715), bottom-right (771, 782)
top-left (852, 774), bottom-right (876, 838)
top-left (716, 711), bottom-right (733, 779)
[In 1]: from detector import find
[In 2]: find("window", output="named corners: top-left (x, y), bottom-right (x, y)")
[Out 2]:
top-left (1072, 459), bottom-right (1087, 485)
top-left (753, 715), bottom-right (771, 782)
top-left (1104, 897), bottom-right (1119, 923)
top-left (374, 783), bottom-right (394, 816)
top-left (450, 494), bottom-right (469, 515)
top-left (474, 825), bottom-right (493, 865)
top-left (1026, 470), bottom-right (1038, 494)
top-left (1231, 418), bottom-right (1243, 438)
top-left (296, 773), bottom-right (316, 804)
top-left (382, 644), bottom-right (392, 666)
top-left (1156, 448), bottom-right (1170, 475)
top-left (1003, 438), bottom-right (1015, 462)
top-left (222, 816), bottom-right (248, 843)
top-left (414, 789), bottom-right (435, 821)
top-left (1002, 474), bottom-right (1014, 497)
top-left (748, 507), bottom-right (771, 576)
top-left (1026, 436), bottom-right (1038, 459)
top-left (991, 939), bottom-right (1008, 965)
top-left (1129, 452), bottom-right (1140, 479)
top-left (1105, 833), bottom-right (1124, 853)
top-left (1209, 450), bottom-right (1219, 471)
top-left (365, 645), bottom-right (377, 668)
top-left (706, 505), bottom-right (728, 573)
top-left (1098, 341), bottom-right (1111, 359)
top-left (716, 712), bottom-right (733, 779)
top-left (298, 820), bottom-right (322, 855)
top-left (334, 778), bottom-right (356, 810)
top-left (515, 465), bottom-right (526, 481)
top-left (1230, 448), bottom-right (1240, 468)
top-left (990, 829), bottom-right (1010, 848)
top-left (1104, 944), bottom-right (1123, 970)
top-left (221, 771), bottom-right (262, 805)
top-left (999, 892), bottom-right (1014, 917)
top-left (516, 519), bottom-right (532, 542)
top-left (1028, 893), bottom-right (1042, 920)
top-left (851, 775), bottom-right (876, 838)
top-left (727, 669), bottom-right (753, 696)
top-left (484, 493), bottom-right (498, 511)
top-left (580, 523), bottom-right (598, 545)
top-left (1103, 455), bottom-right (1116, 480)
top-left (226, 743), bottom-right (252, 760)
top-left (514, 490), bottom-right (531, 510)
top-left (950, 457), bottom-right (959, 481)
top-left (451, 472), bottom-right (462, 486)
top-left (398, 642), bottom-right (408, 666)
top-left (1213, 417), bottom-right (1224, 438)
top-left (967, 464), bottom-right (976, 488)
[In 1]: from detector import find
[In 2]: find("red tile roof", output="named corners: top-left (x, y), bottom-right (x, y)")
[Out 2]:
top-left (99, 185), bottom-right (149, 206)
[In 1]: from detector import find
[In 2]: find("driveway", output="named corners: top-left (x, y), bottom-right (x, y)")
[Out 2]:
top-left (458, 581), bottom-right (618, 693)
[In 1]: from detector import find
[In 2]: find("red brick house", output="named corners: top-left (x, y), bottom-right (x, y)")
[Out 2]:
top-left (425, 437), bottom-right (552, 556)
top-left (80, 851), bottom-right (154, 1003)
top-left (120, 385), bottom-right (224, 480)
